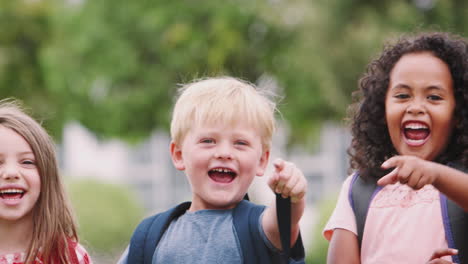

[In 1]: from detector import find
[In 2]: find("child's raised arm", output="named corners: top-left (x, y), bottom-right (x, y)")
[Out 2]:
top-left (261, 158), bottom-right (307, 250)
top-left (377, 155), bottom-right (468, 211)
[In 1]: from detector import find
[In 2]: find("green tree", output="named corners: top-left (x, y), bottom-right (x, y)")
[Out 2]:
top-left (279, 0), bottom-right (468, 145)
top-left (0, 0), bottom-right (56, 125)
top-left (3, 0), bottom-right (468, 147)
top-left (41, 0), bottom-right (294, 142)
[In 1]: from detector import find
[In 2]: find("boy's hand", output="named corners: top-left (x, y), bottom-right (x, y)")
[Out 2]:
top-left (268, 158), bottom-right (307, 203)
top-left (427, 248), bottom-right (458, 264)
top-left (377, 155), bottom-right (439, 190)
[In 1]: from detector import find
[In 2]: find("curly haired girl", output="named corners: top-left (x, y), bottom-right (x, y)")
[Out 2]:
top-left (323, 32), bottom-right (468, 263)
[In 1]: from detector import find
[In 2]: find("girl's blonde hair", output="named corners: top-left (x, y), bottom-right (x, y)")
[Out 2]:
top-left (170, 77), bottom-right (277, 150)
top-left (0, 99), bottom-right (78, 264)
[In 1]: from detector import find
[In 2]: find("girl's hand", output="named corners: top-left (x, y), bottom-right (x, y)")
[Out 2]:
top-left (268, 158), bottom-right (307, 203)
top-left (427, 248), bottom-right (458, 264)
top-left (377, 155), bottom-right (439, 190)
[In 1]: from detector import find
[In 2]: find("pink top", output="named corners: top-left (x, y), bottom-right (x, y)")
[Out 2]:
top-left (323, 175), bottom-right (450, 263)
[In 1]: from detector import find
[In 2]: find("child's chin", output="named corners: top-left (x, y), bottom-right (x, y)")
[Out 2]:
top-left (206, 197), bottom-right (242, 209)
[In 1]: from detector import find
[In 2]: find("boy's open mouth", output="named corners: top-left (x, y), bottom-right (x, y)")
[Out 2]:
top-left (402, 121), bottom-right (430, 145)
top-left (208, 168), bottom-right (237, 183)
top-left (0, 188), bottom-right (25, 200)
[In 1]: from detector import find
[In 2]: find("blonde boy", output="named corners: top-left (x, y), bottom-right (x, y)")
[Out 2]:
top-left (120, 77), bottom-right (307, 263)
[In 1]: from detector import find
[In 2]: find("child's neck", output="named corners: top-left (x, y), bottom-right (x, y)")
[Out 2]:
top-left (0, 216), bottom-right (34, 255)
top-left (189, 198), bottom-right (239, 212)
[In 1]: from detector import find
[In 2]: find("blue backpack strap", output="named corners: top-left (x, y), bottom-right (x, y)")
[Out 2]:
top-left (440, 163), bottom-right (468, 264)
top-left (277, 195), bottom-right (291, 263)
top-left (128, 202), bottom-right (191, 264)
top-left (440, 194), bottom-right (466, 264)
top-left (233, 199), bottom-right (305, 264)
top-left (276, 194), bottom-right (306, 264)
top-left (127, 215), bottom-right (156, 264)
top-left (348, 172), bottom-right (382, 248)
top-left (233, 200), bottom-right (270, 264)
top-left (446, 197), bottom-right (468, 264)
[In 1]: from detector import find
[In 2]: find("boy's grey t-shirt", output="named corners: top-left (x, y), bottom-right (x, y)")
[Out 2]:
top-left (152, 208), bottom-right (241, 263)
top-left (117, 207), bottom-right (280, 264)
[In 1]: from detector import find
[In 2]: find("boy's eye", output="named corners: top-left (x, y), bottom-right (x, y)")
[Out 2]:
top-left (200, 138), bottom-right (215, 144)
top-left (235, 140), bottom-right (248, 146)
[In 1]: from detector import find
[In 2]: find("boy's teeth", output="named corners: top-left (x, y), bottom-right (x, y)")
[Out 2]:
top-left (213, 168), bottom-right (231, 173)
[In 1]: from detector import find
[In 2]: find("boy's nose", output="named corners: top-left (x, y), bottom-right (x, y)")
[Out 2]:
top-left (214, 145), bottom-right (233, 160)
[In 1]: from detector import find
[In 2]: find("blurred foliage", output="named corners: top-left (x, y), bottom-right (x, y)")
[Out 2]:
top-left (2, 0), bottom-right (468, 146)
top-left (277, 0), bottom-right (468, 145)
top-left (0, 0), bottom-right (55, 127)
top-left (306, 196), bottom-right (337, 264)
top-left (1, 0), bottom-right (293, 142)
top-left (68, 179), bottom-right (144, 255)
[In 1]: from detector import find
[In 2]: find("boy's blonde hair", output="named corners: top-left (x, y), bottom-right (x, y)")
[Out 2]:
top-left (170, 77), bottom-right (277, 150)
top-left (0, 99), bottom-right (77, 264)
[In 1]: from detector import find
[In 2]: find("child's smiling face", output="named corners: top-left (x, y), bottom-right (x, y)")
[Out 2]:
top-left (170, 120), bottom-right (269, 211)
top-left (385, 52), bottom-right (456, 161)
top-left (0, 126), bottom-right (41, 223)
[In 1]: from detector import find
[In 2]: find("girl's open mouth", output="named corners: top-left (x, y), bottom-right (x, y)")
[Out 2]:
top-left (0, 189), bottom-right (25, 200)
top-left (0, 188), bottom-right (26, 206)
top-left (402, 121), bottom-right (430, 146)
top-left (208, 168), bottom-right (237, 183)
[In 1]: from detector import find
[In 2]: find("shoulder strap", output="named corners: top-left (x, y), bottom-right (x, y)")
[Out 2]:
top-left (440, 194), bottom-right (468, 264)
top-left (441, 163), bottom-right (468, 264)
top-left (233, 200), bottom-right (270, 264)
top-left (349, 173), bottom-right (382, 248)
top-left (276, 194), bottom-right (305, 264)
top-left (128, 202), bottom-right (191, 264)
top-left (276, 195), bottom-right (291, 263)
top-left (447, 198), bottom-right (468, 264)
top-left (233, 198), bottom-right (305, 264)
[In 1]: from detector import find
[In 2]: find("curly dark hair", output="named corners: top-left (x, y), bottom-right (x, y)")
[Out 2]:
top-left (348, 32), bottom-right (468, 180)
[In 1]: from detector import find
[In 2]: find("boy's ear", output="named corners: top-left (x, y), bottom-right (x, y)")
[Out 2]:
top-left (256, 150), bottom-right (270, 177)
top-left (170, 141), bottom-right (185, 171)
